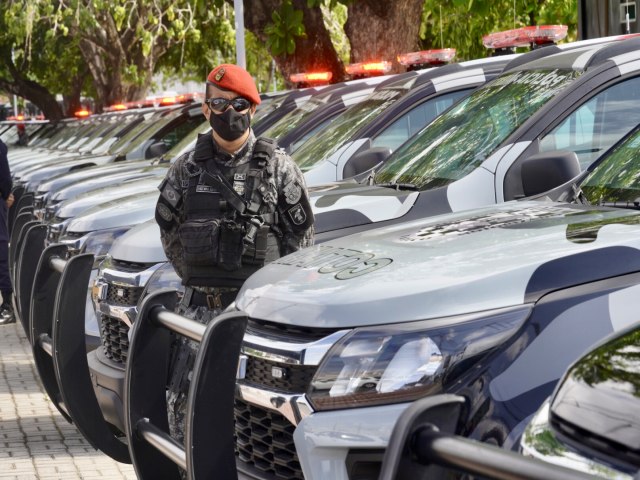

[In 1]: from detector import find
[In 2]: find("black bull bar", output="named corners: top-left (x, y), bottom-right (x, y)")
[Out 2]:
top-left (15, 222), bottom-right (46, 333)
top-left (379, 395), bottom-right (602, 480)
top-left (125, 290), bottom-right (247, 480)
top-left (30, 243), bottom-right (130, 463)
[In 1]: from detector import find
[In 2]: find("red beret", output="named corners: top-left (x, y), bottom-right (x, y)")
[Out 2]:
top-left (207, 64), bottom-right (261, 105)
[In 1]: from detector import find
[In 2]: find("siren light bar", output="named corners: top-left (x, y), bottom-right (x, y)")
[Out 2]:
top-left (483, 25), bottom-right (568, 49)
top-left (345, 61), bottom-right (392, 76)
top-left (397, 48), bottom-right (456, 67)
top-left (74, 109), bottom-right (91, 118)
top-left (290, 72), bottom-right (333, 84)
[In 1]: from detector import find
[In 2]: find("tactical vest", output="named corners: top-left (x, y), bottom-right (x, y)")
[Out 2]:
top-left (178, 138), bottom-right (280, 287)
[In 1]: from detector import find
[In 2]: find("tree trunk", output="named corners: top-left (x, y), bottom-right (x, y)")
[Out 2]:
top-left (0, 50), bottom-right (63, 121)
top-left (242, 0), bottom-right (346, 88)
top-left (345, 0), bottom-right (425, 73)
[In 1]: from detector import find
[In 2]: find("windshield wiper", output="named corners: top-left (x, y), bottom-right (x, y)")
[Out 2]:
top-left (375, 182), bottom-right (419, 191)
top-left (597, 198), bottom-right (640, 210)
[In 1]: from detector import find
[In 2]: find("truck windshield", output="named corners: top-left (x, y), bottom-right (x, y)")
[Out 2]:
top-left (581, 126), bottom-right (640, 203)
top-left (293, 87), bottom-right (408, 170)
top-left (373, 69), bottom-right (580, 189)
top-left (263, 95), bottom-right (333, 140)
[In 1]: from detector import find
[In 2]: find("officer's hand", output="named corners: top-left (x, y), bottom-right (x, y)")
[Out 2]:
top-left (6, 193), bottom-right (14, 208)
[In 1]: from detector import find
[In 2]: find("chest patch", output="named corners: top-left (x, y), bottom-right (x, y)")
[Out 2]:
top-left (196, 185), bottom-right (218, 194)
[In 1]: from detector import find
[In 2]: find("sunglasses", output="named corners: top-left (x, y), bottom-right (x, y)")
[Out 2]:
top-left (205, 97), bottom-right (251, 113)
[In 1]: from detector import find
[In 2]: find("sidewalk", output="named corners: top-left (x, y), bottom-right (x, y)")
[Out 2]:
top-left (0, 322), bottom-right (137, 480)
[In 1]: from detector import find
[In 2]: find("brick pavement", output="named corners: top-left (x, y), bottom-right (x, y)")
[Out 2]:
top-left (0, 322), bottom-right (137, 480)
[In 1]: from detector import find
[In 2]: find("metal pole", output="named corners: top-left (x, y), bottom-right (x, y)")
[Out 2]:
top-left (414, 429), bottom-right (600, 480)
top-left (136, 419), bottom-right (187, 471)
top-left (152, 306), bottom-right (206, 343)
top-left (234, 0), bottom-right (246, 69)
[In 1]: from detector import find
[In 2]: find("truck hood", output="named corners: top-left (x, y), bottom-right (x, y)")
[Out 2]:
top-left (65, 190), bottom-right (157, 233)
top-left (238, 201), bottom-right (640, 328)
top-left (11, 151), bottom-right (81, 175)
top-left (310, 181), bottom-right (417, 233)
top-left (109, 219), bottom-right (167, 264)
top-left (39, 159), bottom-right (155, 196)
top-left (56, 177), bottom-right (161, 220)
top-left (20, 154), bottom-right (114, 187)
top-left (551, 324), bottom-right (640, 454)
top-left (50, 164), bottom-right (166, 202)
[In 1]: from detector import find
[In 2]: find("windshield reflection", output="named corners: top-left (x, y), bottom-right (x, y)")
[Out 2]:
top-left (581, 127), bottom-right (640, 204)
top-left (292, 88), bottom-right (407, 170)
top-left (373, 69), bottom-right (580, 189)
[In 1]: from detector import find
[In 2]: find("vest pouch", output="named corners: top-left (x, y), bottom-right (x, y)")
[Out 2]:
top-left (218, 220), bottom-right (245, 271)
top-left (178, 219), bottom-right (221, 266)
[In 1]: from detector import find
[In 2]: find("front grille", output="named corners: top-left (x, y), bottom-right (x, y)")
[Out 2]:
top-left (63, 230), bottom-right (85, 239)
top-left (235, 399), bottom-right (303, 480)
top-left (106, 283), bottom-right (144, 306)
top-left (111, 258), bottom-right (155, 273)
top-left (247, 318), bottom-right (339, 344)
top-left (99, 314), bottom-right (130, 364)
top-left (244, 356), bottom-right (315, 394)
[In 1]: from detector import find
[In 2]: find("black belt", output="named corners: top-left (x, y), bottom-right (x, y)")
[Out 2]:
top-left (182, 287), bottom-right (238, 309)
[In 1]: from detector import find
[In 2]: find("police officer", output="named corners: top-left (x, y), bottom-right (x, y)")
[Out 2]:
top-left (0, 138), bottom-right (14, 325)
top-left (155, 64), bottom-right (314, 448)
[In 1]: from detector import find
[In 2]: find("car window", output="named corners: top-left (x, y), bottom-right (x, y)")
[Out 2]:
top-left (293, 87), bottom-right (408, 170)
top-left (371, 89), bottom-right (471, 151)
top-left (373, 69), bottom-right (581, 189)
top-left (540, 76), bottom-right (640, 168)
top-left (159, 116), bottom-right (204, 150)
top-left (580, 126), bottom-right (640, 203)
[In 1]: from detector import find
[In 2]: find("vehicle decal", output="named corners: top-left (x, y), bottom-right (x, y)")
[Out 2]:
top-left (524, 246), bottom-right (640, 302)
top-left (489, 282), bottom-right (640, 402)
top-left (273, 245), bottom-right (392, 279)
top-left (397, 205), bottom-right (577, 242)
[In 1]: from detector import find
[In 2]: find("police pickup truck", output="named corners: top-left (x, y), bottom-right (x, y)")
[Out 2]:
top-left (198, 120), bottom-right (640, 480)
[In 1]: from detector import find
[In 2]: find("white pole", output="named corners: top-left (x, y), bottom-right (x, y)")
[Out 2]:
top-left (234, 0), bottom-right (246, 69)
top-left (13, 95), bottom-right (18, 117)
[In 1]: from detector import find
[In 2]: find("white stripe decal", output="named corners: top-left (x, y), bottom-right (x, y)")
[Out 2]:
top-left (431, 68), bottom-right (485, 92)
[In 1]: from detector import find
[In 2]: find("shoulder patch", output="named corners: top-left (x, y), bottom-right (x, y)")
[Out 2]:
top-left (161, 182), bottom-right (181, 208)
top-left (157, 202), bottom-right (173, 222)
top-left (288, 203), bottom-right (307, 225)
top-left (283, 181), bottom-right (302, 205)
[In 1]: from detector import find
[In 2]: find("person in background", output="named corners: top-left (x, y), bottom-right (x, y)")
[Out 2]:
top-left (0, 138), bottom-right (15, 325)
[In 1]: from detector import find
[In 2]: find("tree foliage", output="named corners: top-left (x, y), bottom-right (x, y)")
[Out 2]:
top-left (420, 0), bottom-right (577, 61)
top-left (0, 0), bottom-right (580, 119)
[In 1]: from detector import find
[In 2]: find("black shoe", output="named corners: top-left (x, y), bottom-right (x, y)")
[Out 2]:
top-left (0, 303), bottom-right (15, 325)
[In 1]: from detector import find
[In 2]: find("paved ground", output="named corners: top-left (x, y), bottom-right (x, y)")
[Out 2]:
top-left (0, 321), bottom-right (137, 480)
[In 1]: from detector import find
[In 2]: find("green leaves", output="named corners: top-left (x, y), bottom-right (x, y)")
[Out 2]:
top-left (265, 0), bottom-right (306, 56)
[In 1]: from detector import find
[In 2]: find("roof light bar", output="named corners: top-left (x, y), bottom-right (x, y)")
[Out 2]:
top-left (74, 109), bottom-right (91, 118)
top-left (483, 25), bottom-right (568, 49)
top-left (290, 72), bottom-right (333, 84)
top-left (397, 48), bottom-right (456, 67)
top-left (104, 103), bottom-right (128, 112)
top-left (345, 61), bottom-right (392, 76)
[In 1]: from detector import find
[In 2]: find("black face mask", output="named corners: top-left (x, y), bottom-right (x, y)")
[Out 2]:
top-left (209, 107), bottom-right (251, 141)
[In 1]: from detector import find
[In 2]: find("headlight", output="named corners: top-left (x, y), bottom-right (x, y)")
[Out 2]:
top-left (80, 226), bottom-right (131, 258)
top-left (307, 306), bottom-right (531, 411)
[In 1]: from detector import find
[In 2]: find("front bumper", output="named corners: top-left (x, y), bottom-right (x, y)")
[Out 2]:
top-left (87, 348), bottom-right (127, 432)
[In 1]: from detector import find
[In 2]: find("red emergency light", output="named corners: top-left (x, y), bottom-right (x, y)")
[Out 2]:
top-left (397, 48), bottom-right (456, 67)
top-left (104, 103), bottom-right (128, 112)
top-left (74, 109), bottom-right (91, 118)
top-left (483, 25), bottom-right (568, 49)
top-left (345, 61), bottom-right (392, 77)
top-left (176, 92), bottom-right (203, 103)
top-left (290, 72), bottom-right (333, 84)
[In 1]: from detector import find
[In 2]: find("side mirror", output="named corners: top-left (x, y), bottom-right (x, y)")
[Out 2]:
top-left (343, 147), bottom-right (392, 179)
top-left (521, 150), bottom-right (581, 197)
top-left (146, 141), bottom-right (169, 159)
